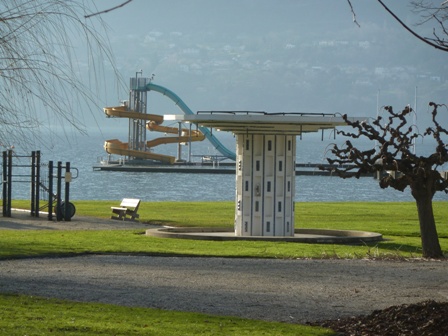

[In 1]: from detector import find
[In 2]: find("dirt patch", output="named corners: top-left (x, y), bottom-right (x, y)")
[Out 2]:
top-left (310, 300), bottom-right (448, 336)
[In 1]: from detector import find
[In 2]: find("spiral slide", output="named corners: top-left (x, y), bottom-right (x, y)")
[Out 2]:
top-left (145, 83), bottom-right (236, 161)
top-left (103, 106), bottom-right (205, 164)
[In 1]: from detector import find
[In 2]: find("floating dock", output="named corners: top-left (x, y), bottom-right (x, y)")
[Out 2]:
top-left (93, 161), bottom-right (360, 176)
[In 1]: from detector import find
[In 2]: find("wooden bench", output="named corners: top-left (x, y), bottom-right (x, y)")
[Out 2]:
top-left (111, 198), bottom-right (141, 221)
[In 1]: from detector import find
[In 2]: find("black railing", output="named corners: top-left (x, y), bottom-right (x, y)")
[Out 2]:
top-left (197, 111), bottom-right (337, 117)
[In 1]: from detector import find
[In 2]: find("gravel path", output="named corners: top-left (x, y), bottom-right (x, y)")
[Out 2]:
top-left (0, 211), bottom-right (447, 324)
top-left (0, 255), bottom-right (447, 323)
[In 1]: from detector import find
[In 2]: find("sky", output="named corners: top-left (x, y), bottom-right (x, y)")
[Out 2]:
top-left (66, 0), bottom-right (447, 142)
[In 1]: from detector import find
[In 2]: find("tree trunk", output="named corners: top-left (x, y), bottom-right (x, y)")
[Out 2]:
top-left (414, 194), bottom-right (443, 258)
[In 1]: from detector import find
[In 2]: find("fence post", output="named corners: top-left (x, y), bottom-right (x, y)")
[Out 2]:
top-left (6, 150), bottom-right (12, 217)
top-left (2, 151), bottom-right (7, 217)
top-left (48, 161), bottom-right (53, 221)
top-left (35, 151), bottom-right (40, 217)
top-left (31, 151), bottom-right (36, 217)
top-left (56, 161), bottom-right (63, 221)
top-left (64, 162), bottom-right (71, 221)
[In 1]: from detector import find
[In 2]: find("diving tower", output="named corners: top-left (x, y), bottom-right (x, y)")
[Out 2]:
top-left (165, 112), bottom-right (366, 237)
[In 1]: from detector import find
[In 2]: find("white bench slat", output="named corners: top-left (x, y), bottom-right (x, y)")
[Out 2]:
top-left (111, 198), bottom-right (141, 221)
top-left (119, 198), bottom-right (140, 207)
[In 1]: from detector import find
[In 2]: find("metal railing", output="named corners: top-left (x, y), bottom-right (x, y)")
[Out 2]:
top-left (197, 111), bottom-right (337, 117)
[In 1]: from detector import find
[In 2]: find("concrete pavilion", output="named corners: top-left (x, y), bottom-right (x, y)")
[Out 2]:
top-left (165, 111), bottom-right (365, 237)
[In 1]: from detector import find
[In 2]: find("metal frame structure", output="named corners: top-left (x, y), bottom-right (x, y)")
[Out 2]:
top-left (2, 150), bottom-right (75, 221)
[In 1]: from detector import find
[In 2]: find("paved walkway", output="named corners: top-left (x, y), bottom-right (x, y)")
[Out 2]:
top-left (0, 209), bottom-right (154, 230)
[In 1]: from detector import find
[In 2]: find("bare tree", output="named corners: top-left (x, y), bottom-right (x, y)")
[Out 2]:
top-left (347, 0), bottom-right (448, 52)
top-left (411, 0), bottom-right (448, 49)
top-left (0, 0), bottom-right (118, 148)
top-left (322, 104), bottom-right (448, 258)
top-left (379, 0), bottom-right (448, 52)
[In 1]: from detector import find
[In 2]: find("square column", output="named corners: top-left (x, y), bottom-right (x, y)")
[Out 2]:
top-left (235, 134), bottom-right (296, 237)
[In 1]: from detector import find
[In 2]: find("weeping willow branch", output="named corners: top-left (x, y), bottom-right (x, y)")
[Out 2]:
top-left (0, 1), bottom-right (122, 148)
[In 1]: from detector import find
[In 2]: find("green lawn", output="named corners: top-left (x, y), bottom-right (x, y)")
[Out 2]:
top-left (3, 200), bottom-right (447, 260)
top-left (0, 294), bottom-right (334, 336)
top-left (1, 200), bottom-right (447, 335)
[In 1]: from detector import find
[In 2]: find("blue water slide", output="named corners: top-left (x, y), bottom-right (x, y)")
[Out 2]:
top-left (144, 83), bottom-right (236, 161)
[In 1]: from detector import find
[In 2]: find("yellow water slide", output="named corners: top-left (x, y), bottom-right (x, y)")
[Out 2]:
top-left (146, 120), bottom-right (205, 147)
top-left (103, 106), bottom-right (204, 164)
top-left (103, 138), bottom-right (175, 164)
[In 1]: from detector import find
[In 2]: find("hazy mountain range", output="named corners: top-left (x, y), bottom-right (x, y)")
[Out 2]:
top-left (80, 0), bottom-right (447, 132)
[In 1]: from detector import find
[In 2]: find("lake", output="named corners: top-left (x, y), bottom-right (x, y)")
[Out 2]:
top-left (4, 130), bottom-right (447, 203)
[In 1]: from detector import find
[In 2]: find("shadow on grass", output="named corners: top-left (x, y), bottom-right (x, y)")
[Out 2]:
top-left (366, 240), bottom-right (424, 256)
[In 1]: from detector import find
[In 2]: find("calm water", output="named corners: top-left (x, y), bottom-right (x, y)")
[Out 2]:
top-left (4, 131), bottom-right (448, 203)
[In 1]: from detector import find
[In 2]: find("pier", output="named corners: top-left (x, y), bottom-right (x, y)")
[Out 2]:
top-left (93, 162), bottom-right (364, 176)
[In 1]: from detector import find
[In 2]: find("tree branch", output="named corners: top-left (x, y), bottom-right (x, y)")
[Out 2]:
top-left (346, 0), bottom-right (361, 27)
top-left (85, 0), bottom-right (133, 19)
top-left (377, 0), bottom-right (448, 52)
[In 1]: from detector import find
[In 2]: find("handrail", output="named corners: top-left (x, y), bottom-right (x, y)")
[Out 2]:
top-left (197, 110), bottom-right (337, 117)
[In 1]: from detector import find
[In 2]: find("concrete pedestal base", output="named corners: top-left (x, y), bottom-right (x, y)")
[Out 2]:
top-left (235, 134), bottom-right (295, 237)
